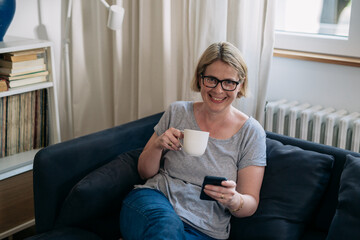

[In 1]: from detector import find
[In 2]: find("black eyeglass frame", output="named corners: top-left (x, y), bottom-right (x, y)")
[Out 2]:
top-left (201, 74), bottom-right (241, 91)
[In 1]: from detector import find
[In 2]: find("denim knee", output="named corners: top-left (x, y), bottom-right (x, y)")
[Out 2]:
top-left (120, 188), bottom-right (185, 240)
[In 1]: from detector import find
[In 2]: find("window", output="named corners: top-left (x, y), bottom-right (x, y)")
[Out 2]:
top-left (274, 0), bottom-right (360, 58)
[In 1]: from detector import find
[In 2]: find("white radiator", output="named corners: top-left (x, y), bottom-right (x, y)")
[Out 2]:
top-left (265, 100), bottom-right (360, 153)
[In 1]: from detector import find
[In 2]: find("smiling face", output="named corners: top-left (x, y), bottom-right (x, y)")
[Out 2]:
top-left (200, 60), bottom-right (241, 114)
top-left (191, 42), bottom-right (248, 99)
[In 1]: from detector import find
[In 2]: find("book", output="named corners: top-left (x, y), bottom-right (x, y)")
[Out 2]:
top-left (1, 70), bottom-right (48, 81)
top-left (1, 97), bottom-right (7, 157)
top-left (0, 79), bottom-right (8, 92)
top-left (24, 91), bottom-right (33, 151)
top-left (1, 48), bottom-right (45, 62)
top-left (0, 97), bottom-right (4, 157)
top-left (5, 48), bottom-right (45, 56)
top-left (0, 58), bottom-right (44, 69)
top-left (2, 53), bottom-right (38, 62)
top-left (0, 64), bottom-right (47, 76)
top-left (6, 94), bottom-right (20, 155)
top-left (9, 76), bottom-right (47, 88)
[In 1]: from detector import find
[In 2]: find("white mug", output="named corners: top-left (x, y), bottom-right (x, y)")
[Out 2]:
top-left (182, 129), bottom-right (209, 156)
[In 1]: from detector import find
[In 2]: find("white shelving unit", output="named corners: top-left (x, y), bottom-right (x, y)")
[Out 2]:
top-left (0, 36), bottom-right (61, 180)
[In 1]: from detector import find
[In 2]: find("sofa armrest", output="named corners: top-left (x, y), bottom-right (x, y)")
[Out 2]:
top-left (33, 112), bottom-right (163, 233)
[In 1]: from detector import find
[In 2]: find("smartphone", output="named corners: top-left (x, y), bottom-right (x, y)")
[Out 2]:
top-left (200, 176), bottom-right (227, 201)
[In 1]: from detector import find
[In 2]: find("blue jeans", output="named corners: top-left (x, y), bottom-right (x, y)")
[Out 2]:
top-left (120, 188), bottom-right (218, 240)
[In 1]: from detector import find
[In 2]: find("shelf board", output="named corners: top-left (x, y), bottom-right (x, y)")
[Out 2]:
top-left (0, 82), bottom-right (54, 98)
top-left (0, 36), bottom-right (51, 54)
top-left (0, 149), bottom-right (40, 180)
top-left (0, 219), bottom-right (35, 240)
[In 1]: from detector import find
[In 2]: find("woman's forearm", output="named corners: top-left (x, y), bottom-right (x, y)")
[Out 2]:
top-left (138, 148), bottom-right (162, 179)
top-left (229, 193), bottom-right (259, 218)
top-left (138, 133), bottom-right (163, 179)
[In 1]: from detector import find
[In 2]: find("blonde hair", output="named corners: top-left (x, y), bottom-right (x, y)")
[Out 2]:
top-left (191, 42), bottom-right (248, 98)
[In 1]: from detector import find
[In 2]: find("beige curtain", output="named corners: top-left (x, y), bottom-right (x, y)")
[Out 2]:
top-left (228, 0), bottom-right (276, 125)
top-left (61, 0), bottom-right (275, 140)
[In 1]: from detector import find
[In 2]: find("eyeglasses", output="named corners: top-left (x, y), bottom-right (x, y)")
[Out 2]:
top-left (201, 75), bottom-right (241, 91)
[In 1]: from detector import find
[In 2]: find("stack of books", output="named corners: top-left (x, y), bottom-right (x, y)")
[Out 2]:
top-left (0, 48), bottom-right (48, 92)
top-left (0, 89), bottom-right (49, 157)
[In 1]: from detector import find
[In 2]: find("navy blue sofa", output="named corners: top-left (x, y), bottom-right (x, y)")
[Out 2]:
top-left (27, 112), bottom-right (360, 240)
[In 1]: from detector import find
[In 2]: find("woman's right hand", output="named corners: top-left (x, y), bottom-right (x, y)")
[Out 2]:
top-left (138, 128), bottom-right (184, 179)
top-left (156, 127), bottom-right (184, 151)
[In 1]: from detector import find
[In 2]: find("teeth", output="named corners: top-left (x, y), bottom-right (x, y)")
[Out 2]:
top-left (212, 97), bottom-right (223, 101)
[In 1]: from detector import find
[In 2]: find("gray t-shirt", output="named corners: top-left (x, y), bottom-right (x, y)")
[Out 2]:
top-left (136, 101), bottom-right (266, 239)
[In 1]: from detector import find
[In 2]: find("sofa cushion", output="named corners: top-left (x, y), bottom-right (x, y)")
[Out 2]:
top-left (56, 148), bottom-right (144, 235)
top-left (230, 138), bottom-right (334, 240)
top-left (326, 154), bottom-right (360, 240)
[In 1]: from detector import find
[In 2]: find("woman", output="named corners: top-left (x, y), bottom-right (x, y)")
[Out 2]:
top-left (120, 42), bottom-right (266, 240)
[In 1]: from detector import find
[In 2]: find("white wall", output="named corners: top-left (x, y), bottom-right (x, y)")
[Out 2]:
top-left (6, 0), bottom-right (63, 87)
top-left (5, 0), bottom-right (66, 138)
top-left (267, 57), bottom-right (360, 113)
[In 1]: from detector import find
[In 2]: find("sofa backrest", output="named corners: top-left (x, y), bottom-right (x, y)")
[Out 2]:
top-left (266, 131), bottom-right (360, 233)
top-left (33, 112), bottom-right (163, 233)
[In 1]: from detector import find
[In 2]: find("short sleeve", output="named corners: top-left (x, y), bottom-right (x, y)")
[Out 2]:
top-left (154, 105), bottom-right (172, 136)
top-left (153, 102), bottom-right (192, 137)
top-left (237, 119), bottom-right (267, 169)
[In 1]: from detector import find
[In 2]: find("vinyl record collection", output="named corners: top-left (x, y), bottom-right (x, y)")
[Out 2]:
top-left (0, 89), bottom-right (49, 158)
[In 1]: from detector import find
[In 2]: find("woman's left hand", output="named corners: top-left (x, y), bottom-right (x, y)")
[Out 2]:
top-left (203, 180), bottom-right (241, 210)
